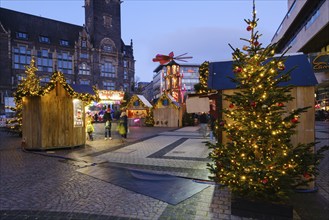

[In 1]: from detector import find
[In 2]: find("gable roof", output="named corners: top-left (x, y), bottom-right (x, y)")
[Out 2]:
top-left (126, 94), bottom-right (152, 109)
top-left (208, 54), bottom-right (318, 90)
top-left (154, 93), bottom-right (180, 109)
top-left (0, 7), bottom-right (82, 49)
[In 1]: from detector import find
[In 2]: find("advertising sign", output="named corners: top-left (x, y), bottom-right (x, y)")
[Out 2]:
top-left (310, 52), bottom-right (329, 72)
top-left (73, 99), bottom-right (83, 127)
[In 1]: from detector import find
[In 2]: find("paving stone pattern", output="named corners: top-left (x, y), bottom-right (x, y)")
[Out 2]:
top-left (0, 122), bottom-right (328, 219)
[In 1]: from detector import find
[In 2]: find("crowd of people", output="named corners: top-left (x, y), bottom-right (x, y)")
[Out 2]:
top-left (85, 107), bottom-right (128, 142)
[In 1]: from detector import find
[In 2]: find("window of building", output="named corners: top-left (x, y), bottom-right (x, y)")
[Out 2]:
top-left (40, 77), bottom-right (50, 83)
top-left (60, 40), bottom-right (69, 47)
top-left (305, 10), bottom-right (320, 30)
top-left (287, 0), bottom-right (296, 17)
top-left (101, 61), bottom-right (116, 78)
top-left (81, 40), bottom-right (87, 48)
top-left (124, 70), bottom-right (128, 79)
top-left (78, 63), bottom-right (90, 75)
top-left (123, 60), bottom-right (128, 68)
top-left (123, 83), bottom-right (129, 91)
top-left (12, 45), bottom-right (32, 70)
top-left (103, 15), bottom-right (112, 28)
top-left (79, 79), bottom-right (90, 85)
top-left (80, 53), bottom-right (89, 59)
top-left (17, 75), bottom-right (25, 83)
top-left (16, 32), bottom-right (28, 40)
top-left (39, 36), bottom-right (50, 44)
top-left (103, 45), bottom-right (112, 52)
top-left (37, 49), bottom-right (53, 72)
top-left (57, 52), bottom-right (73, 74)
top-left (103, 81), bottom-right (115, 90)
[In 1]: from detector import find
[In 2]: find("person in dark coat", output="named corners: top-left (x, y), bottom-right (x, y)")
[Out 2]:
top-left (103, 108), bottom-right (112, 140)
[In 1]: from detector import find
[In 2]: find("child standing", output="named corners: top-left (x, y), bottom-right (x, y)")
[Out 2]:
top-left (86, 121), bottom-right (94, 141)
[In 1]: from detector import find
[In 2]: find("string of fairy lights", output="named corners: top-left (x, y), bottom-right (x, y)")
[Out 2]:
top-left (6, 57), bottom-right (99, 131)
top-left (207, 0), bottom-right (322, 203)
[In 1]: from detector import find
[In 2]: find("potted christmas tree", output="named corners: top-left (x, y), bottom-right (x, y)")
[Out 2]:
top-left (207, 1), bottom-right (328, 219)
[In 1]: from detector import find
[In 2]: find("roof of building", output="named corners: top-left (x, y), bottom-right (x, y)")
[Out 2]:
top-left (70, 84), bottom-right (96, 95)
top-left (208, 53), bottom-right (318, 90)
top-left (0, 7), bottom-right (82, 49)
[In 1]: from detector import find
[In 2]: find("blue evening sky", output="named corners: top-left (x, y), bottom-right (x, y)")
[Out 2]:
top-left (0, 0), bottom-right (288, 82)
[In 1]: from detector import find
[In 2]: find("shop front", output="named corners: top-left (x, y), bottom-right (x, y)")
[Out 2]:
top-left (85, 90), bottom-right (124, 122)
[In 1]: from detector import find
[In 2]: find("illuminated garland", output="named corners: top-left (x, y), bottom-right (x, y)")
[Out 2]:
top-left (154, 94), bottom-right (180, 109)
top-left (127, 95), bottom-right (149, 109)
top-left (6, 58), bottom-right (99, 134)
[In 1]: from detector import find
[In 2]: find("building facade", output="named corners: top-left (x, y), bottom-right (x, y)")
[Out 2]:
top-left (271, 0), bottom-right (329, 110)
top-left (152, 63), bottom-right (200, 102)
top-left (0, 0), bottom-right (135, 115)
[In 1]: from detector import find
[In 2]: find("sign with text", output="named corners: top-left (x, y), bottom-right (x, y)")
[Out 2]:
top-left (309, 52), bottom-right (329, 72)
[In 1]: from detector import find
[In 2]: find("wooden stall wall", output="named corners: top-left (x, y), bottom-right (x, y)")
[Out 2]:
top-left (22, 85), bottom-right (85, 149)
top-left (153, 108), bottom-right (182, 127)
top-left (221, 86), bottom-right (315, 146)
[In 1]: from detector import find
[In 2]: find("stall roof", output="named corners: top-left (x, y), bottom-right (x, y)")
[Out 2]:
top-left (136, 95), bottom-right (152, 108)
top-left (208, 54), bottom-right (318, 90)
top-left (70, 84), bottom-right (96, 95)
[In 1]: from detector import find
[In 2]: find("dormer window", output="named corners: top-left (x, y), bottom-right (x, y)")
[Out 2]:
top-left (16, 32), bottom-right (28, 40)
top-left (60, 40), bottom-right (69, 47)
top-left (39, 36), bottom-right (50, 44)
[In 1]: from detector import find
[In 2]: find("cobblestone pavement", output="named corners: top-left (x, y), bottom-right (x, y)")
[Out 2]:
top-left (0, 122), bottom-right (328, 220)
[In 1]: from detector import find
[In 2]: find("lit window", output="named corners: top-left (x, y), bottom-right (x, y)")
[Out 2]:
top-left (81, 41), bottom-right (87, 48)
top-left (79, 63), bottom-right (90, 75)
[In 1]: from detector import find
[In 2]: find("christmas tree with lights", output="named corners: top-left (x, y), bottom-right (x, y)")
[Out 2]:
top-left (207, 1), bottom-right (327, 203)
top-left (194, 61), bottom-right (210, 94)
top-left (6, 58), bottom-right (42, 134)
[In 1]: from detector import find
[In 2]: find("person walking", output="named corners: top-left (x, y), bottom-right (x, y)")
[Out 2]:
top-left (199, 112), bottom-right (208, 138)
top-left (103, 108), bottom-right (113, 140)
top-left (86, 120), bottom-right (94, 141)
top-left (117, 111), bottom-right (128, 143)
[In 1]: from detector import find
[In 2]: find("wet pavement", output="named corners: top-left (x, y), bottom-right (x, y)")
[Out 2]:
top-left (0, 121), bottom-right (328, 219)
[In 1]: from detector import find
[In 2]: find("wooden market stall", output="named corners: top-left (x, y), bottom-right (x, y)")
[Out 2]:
top-left (153, 93), bottom-right (182, 127)
top-left (21, 71), bottom-right (98, 150)
top-left (126, 95), bottom-right (152, 126)
top-left (208, 54), bottom-right (318, 147)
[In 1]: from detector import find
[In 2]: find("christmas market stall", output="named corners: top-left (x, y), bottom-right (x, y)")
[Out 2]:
top-left (126, 94), bottom-right (152, 126)
top-left (153, 93), bottom-right (182, 127)
top-left (208, 53), bottom-right (318, 147)
top-left (19, 64), bottom-right (98, 150)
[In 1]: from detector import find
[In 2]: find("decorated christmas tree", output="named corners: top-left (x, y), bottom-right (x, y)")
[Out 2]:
top-left (194, 61), bottom-right (210, 94)
top-left (6, 58), bottom-right (41, 134)
top-left (207, 1), bottom-right (328, 203)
